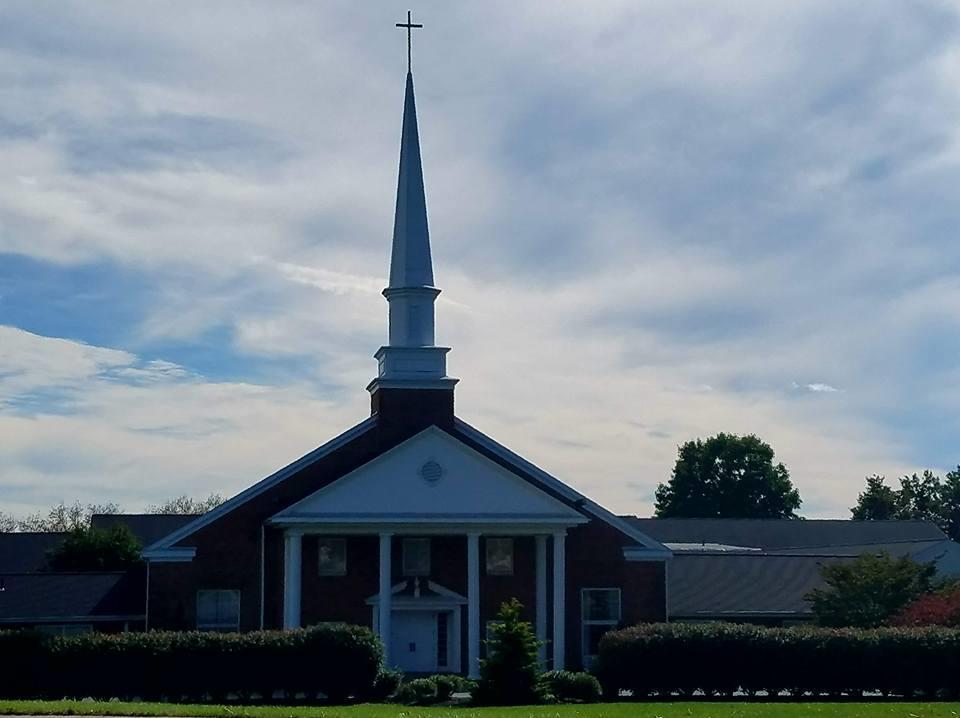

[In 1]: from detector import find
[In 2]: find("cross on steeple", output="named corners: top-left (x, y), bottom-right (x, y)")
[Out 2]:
top-left (395, 10), bottom-right (423, 73)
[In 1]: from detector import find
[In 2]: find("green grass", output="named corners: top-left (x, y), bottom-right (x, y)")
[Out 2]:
top-left (1, 701), bottom-right (960, 718)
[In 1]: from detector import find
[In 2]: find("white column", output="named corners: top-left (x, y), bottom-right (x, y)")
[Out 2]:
top-left (379, 532), bottom-right (393, 667)
top-left (535, 534), bottom-right (548, 667)
top-left (552, 531), bottom-right (566, 670)
top-left (467, 532), bottom-right (481, 679)
top-left (283, 531), bottom-right (302, 629)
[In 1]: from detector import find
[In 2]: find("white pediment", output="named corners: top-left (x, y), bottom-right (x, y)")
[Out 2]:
top-left (270, 426), bottom-right (586, 525)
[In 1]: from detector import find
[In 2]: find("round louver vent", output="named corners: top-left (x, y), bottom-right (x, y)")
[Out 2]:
top-left (420, 460), bottom-right (443, 484)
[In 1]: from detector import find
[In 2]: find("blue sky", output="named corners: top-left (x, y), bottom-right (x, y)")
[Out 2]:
top-left (1, 1), bottom-right (959, 519)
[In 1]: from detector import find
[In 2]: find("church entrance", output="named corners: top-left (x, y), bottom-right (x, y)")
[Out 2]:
top-left (390, 610), bottom-right (440, 673)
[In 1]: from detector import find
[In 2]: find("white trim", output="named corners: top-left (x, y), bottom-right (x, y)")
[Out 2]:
top-left (143, 416), bottom-right (377, 554)
top-left (379, 532), bottom-right (392, 666)
top-left (283, 532), bottom-right (302, 629)
top-left (535, 534), bottom-right (547, 667)
top-left (142, 547), bottom-right (196, 562)
top-left (580, 587), bottom-right (621, 670)
top-left (552, 531), bottom-right (566, 670)
top-left (454, 419), bottom-right (671, 555)
top-left (366, 580), bottom-right (468, 605)
top-left (622, 546), bottom-right (673, 561)
top-left (271, 517), bottom-right (589, 536)
top-left (271, 426), bottom-right (586, 526)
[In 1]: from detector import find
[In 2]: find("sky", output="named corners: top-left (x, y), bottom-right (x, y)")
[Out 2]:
top-left (1, 1), bottom-right (959, 519)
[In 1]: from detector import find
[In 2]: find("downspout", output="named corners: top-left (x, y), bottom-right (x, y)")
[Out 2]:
top-left (259, 523), bottom-right (265, 630)
top-left (144, 560), bottom-right (151, 631)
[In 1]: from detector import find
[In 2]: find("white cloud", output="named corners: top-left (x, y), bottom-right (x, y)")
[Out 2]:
top-left (0, 2), bottom-right (958, 518)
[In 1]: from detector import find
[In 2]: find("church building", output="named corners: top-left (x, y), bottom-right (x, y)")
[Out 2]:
top-left (141, 62), bottom-right (670, 676)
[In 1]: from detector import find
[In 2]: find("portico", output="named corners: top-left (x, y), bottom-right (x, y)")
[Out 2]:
top-left (268, 425), bottom-right (586, 676)
top-left (276, 522), bottom-right (576, 676)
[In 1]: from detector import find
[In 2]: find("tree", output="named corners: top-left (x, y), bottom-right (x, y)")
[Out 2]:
top-left (0, 513), bottom-right (18, 532)
top-left (890, 588), bottom-right (960, 627)
top-left (806, 552), bottom-right (935, 628)
top-left (654, 433), bottom-right (801, 518)
top-left (146, 493), bottom-right (224, 514)
top-left (13, 501), bottom-right (121, 532)
top-left (47, 525), bottom-right (142, 571)
top-left (474, 599), bottom-right (544, 705)
top-left (850, 467), bottom-right (960, 541)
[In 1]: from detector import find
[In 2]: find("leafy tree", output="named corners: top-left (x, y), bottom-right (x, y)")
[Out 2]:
top-left (806, 552), bottom-right (935, 628)
top-left (654, 433), bottom-right (801, 518)
top-left (850, 475), bottom-right (900, 520)
top-left (850, 467), bottom-right (960, 541)
top-left (47, 525), bottom-right (142, 571)
top-left (146, 493), bottom-right (224, 514)
top-left (474, 599), bottom-right (544, 705)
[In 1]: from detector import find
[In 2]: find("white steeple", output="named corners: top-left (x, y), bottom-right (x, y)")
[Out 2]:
top-left (368, 70), bottom-right (457, 395)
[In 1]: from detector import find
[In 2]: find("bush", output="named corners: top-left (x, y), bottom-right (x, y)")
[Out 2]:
top-left (473, 599), bottom-right (545, 705)
top-left (0, 624), bottom-right (382, 703)
top-left (597, 622), bottom-right (960, 699)
top-left (395, 677), bottom-right (438, 705)
top-left (891, 589), bottom-right (960, 627)
top-left (540, 670), bottom-right (602, 703)
top-left (365, 669), bottom-right (403, 702)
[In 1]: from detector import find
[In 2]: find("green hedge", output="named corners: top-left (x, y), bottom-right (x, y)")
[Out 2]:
top-left (0, 624), bottom-right (382, 702)
top-left (597, 622), bottom-right (960, 699)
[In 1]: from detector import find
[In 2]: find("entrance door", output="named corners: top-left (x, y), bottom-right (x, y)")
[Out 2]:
top-left (390, 610), bottom-right (437, 673)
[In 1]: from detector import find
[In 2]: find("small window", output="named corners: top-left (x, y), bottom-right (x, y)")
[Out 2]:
top-left (581, 588), bottom-right (621, 669)
top-left (437, 612), bottom-right (449, 667)
top-left (197, 589), bottom-right (241, 631)
top-left (403, 538), bottom-right (430, 576)
top-left (318, 538), bottom-right (347, 576)
top-left (485, 537), bottom-right (514, 575)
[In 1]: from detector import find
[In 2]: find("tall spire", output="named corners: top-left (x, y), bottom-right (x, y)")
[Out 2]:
top-left (367, 42), bottom-right (457, 398)
top-left (389, 72), bottom-right (434, 290)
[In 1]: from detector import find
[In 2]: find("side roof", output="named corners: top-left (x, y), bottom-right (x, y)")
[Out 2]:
top-left (0, 532), bottom-right (65, 573)
top-left (91, 514), bottom-right (198, 547)
top-left (627, 517), bottom-right (947, 550)
top-left (669, 553), bottom-right (848, 619)
top-left (145, 415), bottom-right (669, 557)
top-left (143, 416), bottom-right (377, 555)
top-left (0, 572), bottom-right (143, 624)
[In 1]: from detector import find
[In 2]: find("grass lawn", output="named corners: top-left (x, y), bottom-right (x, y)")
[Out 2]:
top-left (1, 701), bottom-right (959, 718)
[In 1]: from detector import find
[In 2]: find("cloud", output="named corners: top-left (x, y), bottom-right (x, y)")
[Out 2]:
top-left (0, 2), bottom-right (958, 518)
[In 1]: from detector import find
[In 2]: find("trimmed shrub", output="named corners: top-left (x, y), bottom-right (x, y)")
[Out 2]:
top-left (365, 669), bottom-right (403, 702)
top-left (0, 623), bottom-right (382, 703)
top-left (597, 622), bottom-right (960, 699)
top-left (540, 670), bottom-right (602, 703)
top-left (395, 677), bottom-right (438, 705)
top-left (431, 674), bottom-right (460, 702)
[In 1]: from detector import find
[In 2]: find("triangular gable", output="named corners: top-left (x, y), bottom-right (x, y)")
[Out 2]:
top-left (271, 426), bottom-right (585, 524)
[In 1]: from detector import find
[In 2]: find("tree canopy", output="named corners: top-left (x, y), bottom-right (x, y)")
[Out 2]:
top-left (806, 552), bottom-right (935, 628)
top-left (851, 467), bottom-right (960, 541)
top-left (47, 524), bottom-right (143, 571)
top-left (654, 433), bottom-right (801, 518)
